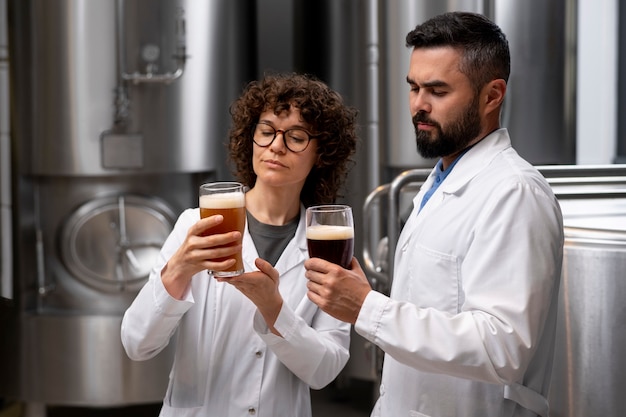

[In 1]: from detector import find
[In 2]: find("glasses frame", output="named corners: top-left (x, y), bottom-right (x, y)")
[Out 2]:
top-left (251, 122), bottom-right (319, 153)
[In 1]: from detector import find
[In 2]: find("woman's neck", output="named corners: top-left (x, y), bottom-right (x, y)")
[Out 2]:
top-left (245, 185), bottom-right (301, 225)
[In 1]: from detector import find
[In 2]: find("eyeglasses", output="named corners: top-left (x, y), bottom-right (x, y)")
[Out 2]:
top-left (252, 122), bottom-right (317, 153)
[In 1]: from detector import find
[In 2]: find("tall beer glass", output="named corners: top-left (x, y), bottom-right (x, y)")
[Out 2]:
top-left (306, 205), bottom-right (354, 269)
top-left (199, 182), bottom-right (246, 277)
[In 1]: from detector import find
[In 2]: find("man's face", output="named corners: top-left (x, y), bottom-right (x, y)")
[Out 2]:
top-left (407, 47), bottom-right (482, 160)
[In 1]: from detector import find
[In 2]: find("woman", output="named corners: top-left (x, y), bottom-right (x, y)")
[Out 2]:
top-left (121, 73), bottom-right (359, 417)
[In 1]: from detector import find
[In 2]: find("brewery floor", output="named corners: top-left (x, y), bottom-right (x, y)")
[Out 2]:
top-left (10, 379), bottom-right (374, 417)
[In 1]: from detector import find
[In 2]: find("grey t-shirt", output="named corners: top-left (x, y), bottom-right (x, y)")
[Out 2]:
top-left (246, 211), bottom-right (299, 266)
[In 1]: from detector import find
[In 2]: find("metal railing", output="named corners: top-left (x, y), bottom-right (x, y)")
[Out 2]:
top-left (362, 164), bottom-right (626, 293)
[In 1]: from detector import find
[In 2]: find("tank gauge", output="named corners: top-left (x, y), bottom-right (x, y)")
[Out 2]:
top-left (141, 44), bottom-right (161, 63)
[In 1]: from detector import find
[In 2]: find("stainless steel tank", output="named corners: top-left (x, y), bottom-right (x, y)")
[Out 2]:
top-left (21, 0), bottom-right (251, 176)
top-left (2, 0), bottom-right (256, 408)
top-left (548, 191), bottom-right (626, 417)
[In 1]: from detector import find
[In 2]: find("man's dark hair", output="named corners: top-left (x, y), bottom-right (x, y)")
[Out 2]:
top-left (406, 12), bottom-right (510, 92)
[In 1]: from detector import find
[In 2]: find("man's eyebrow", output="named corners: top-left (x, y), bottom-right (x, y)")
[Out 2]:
top-left (406, 77), bottom-right (449, 88)
top-left (406, 77), bottom-right (450, 89)
top-left (423, 80), bottom-right (449, 88)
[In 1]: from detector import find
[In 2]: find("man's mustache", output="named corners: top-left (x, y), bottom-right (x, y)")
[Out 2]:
top-left (412, 113), bottom-right (438, 127)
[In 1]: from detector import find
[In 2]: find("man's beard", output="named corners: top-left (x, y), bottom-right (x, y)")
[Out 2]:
top-left (412, 95), bottom-right (481, 159)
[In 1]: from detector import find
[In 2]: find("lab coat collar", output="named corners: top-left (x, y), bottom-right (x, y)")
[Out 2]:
top-left (292, 205), bottom-right (310, 253)
top-left (411, 128), bottom-right (512, 219)
top-left (273, 205), bottom-right (309, 273)
top-left (438, 128), bottom-right (512, 194)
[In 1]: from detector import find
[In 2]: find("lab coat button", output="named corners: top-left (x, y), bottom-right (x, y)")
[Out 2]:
top-left (255, 350), bottom-right (263, 358)
top-left (248, 407), bottom-right (256, 414)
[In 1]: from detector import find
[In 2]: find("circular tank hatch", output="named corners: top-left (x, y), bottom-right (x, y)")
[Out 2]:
top-left (60, 194), bottom-right (176, 292)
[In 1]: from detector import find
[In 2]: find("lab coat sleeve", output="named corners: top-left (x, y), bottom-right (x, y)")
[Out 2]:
top-left (253, 301), bottom-right (351, 389)
top-left (121, 209), bottom-right (197, 361)
top-left (355, 181), bottom-right (563, 385)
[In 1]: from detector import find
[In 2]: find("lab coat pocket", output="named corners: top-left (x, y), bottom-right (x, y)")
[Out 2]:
top-left (409, 411), bottom-right (431, 417)
top-left (164, 380), bottom-right (205, 409)
top-left (163, 349), bottom-right (207, 408)
top-left (408, 243), bottom-right (460, 313)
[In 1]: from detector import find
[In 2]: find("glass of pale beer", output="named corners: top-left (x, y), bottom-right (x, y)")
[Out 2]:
top-left (306, 205), bottom-right (354, 269)
top-left (199, 182), bottom-right (246, 277)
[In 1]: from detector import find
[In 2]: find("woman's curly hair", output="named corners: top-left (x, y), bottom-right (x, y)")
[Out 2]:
top-left (228, 73), bottom-right (358, 208)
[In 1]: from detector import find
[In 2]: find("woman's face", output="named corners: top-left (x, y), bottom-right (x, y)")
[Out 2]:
top-left (251, 108), bottom-right (318, 191)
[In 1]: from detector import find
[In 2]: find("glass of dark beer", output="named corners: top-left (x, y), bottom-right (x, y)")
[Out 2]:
top-left (306, 205), bottom-right (354, 269)
top-left (199, 182), bottom-right (246, 277)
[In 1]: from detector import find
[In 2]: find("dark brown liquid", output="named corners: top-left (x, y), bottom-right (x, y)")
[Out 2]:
top-left (307, 238), bottom-right (354, 269)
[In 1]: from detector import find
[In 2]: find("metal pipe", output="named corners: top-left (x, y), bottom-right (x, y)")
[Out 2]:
top-left (362, 183), bottom-right (390, 288)
top-left (365, 0), bottom-right (381, 192)
top-left (1, 14), bottom-right (11, 300)
top-left (35, 183), bottom-right (54, 303)
top-left (121, 65), bottom-right (185, 84)
top-left (386, 168), bottom-right (431, 282)
top-left (114, 0), bottom-right (130, 125)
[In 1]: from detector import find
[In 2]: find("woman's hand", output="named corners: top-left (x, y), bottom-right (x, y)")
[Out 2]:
top-left (161, 215), bottom-right (242, 299)
top-left (221, 258), bottom-right (283, 335)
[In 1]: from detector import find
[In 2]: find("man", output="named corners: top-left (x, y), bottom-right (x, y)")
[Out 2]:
top-left (304, 11), bottom-right (564, 417)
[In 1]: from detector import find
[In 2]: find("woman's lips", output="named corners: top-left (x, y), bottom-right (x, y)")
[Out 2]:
top-left (264, 159), bottom-right (286, 168)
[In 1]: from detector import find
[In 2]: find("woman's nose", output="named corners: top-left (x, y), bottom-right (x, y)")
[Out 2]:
top-left (269, 131), bottom-right (287, 152)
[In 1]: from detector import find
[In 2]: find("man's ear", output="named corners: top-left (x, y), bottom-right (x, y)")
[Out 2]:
top-left (483, 79), bottom-right (507, 113)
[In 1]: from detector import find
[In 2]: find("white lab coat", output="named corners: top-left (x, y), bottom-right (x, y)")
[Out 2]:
top-left (355, 129), bottom-right (564, 417)
top-left (121, 207), bottom-right (350, 417)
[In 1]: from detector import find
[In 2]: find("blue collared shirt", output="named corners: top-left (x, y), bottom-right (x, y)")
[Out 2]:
top-left (419, 148), bottom-right (472, 212)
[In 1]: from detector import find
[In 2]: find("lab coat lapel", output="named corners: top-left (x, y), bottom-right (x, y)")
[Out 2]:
top-left (274, 207), bottom-right (308, 274)
top-left (438, 128), bottom-right (512, 196)
top-left (242, 222), bottom-right (259, 271)
top-left (403, 129), bottom-right (513, 233)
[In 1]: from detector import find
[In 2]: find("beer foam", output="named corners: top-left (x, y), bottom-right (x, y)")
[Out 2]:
top-left (199, 193), bottom-right (245, 209)
top-left (306, 225), bottom-right (354, 240)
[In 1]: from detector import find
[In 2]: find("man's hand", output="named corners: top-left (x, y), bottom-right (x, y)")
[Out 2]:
top-left (304, 257), bottom-right (372, 324)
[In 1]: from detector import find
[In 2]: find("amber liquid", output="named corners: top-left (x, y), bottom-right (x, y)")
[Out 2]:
top-left (200, 196), bottom-right (246, 276)
top-left (306, 225), bottom-right (354, 268)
